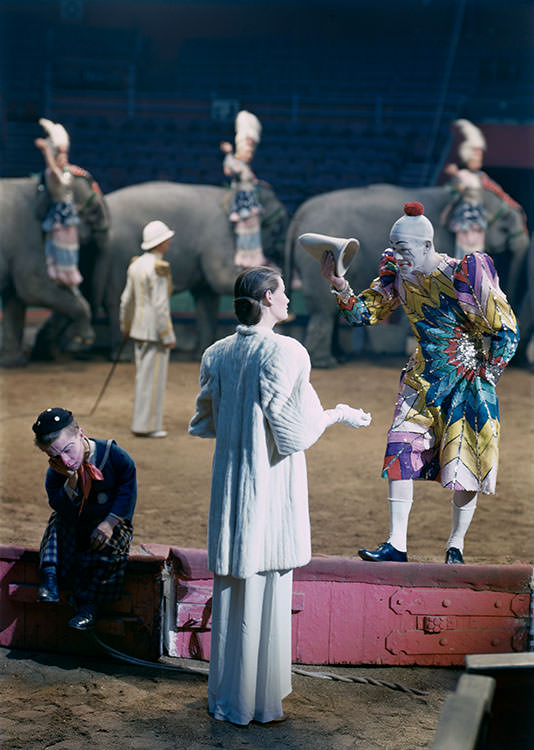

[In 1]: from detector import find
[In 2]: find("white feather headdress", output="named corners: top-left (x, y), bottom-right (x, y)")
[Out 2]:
top-left (454, 119), bottom-right (486, 164)
top-left (39, 118), bottom-right (70, 154)
top-left (235, 110), bottom-right (262, 149)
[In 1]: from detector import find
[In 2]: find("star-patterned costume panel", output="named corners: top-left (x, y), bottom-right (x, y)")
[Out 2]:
top-left (335, 251), bottom-right (518, 493)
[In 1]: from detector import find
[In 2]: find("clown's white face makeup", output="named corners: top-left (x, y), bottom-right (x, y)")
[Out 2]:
top-left (44, 427), bottom-right (85, 471)
top-left (392, 239), bottom-right (433, 280)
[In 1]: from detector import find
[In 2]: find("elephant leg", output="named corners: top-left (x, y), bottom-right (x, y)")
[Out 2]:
top-left (28, 284), bottom-right (95, 360)
top-left (191, 287), bottom-right (220, 358)
top-left (505, 245), bottom-right (528, 313)
top-left (0, 285), bottom-right (27, 366)
top-left (90, 233), bottom-right (112, 316)
top-left (305, 310), bottom-right (338, 369)
top-left (31, 312), bottom-right (69, 361)
top-left (104, 294), bottom-right (125, 361)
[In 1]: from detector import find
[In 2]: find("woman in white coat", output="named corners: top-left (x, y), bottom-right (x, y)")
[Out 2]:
top-left (189, 266), bottom-right (371, 726)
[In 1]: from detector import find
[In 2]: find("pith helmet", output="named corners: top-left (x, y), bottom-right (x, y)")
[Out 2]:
top-left (141, 220), bottom-right (175, 251)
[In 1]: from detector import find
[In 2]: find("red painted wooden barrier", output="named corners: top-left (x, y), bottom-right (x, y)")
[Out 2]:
top-left (0, 545), bottom-right (166, 660)
top-left (1, 544), bottom-right (532, 667)
top-left (160, 547), bottom-right (533, 667)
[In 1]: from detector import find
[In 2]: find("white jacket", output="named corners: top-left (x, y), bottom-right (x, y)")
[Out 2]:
top-left (119, 251), bottom-right (175, 345)
top-left (189, 325), bottom-right (339, 578)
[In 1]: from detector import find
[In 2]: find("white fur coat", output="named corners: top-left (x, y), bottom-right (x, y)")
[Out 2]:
top-left (189, 324), bottom-right (336, 578)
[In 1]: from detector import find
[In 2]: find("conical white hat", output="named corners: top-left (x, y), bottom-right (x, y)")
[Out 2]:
top-left (39, 118), bottom-right (70, 153)
top-left (298, 233), bottom-right (360, 277)
top-left (235, 110), bottom-right (262, 148)
top-left (454, 119), bottom-right (486, 164)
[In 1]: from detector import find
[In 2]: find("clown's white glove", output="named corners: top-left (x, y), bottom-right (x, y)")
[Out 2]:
top-left (335, 403), bottom-right (372, 429)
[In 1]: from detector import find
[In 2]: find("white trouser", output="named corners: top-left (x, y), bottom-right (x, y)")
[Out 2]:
top-left (208, 570), bottom-right (293, 725)
top-left (131, 340), bottom-right (169, 434)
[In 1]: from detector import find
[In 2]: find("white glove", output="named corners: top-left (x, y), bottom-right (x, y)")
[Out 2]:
top-left (335, 403), bottom-right (372, 429)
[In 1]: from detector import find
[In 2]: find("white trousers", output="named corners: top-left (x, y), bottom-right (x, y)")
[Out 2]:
top-left (208, 570), bottom-right (293, 725)
top-left (131, 341), bottom-right (169, 434)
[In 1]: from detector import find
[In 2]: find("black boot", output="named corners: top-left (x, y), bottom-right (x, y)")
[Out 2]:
top-left (38, 566), bottom-right (60, 603)
top-left (68, 603), bottom-right (98, 631)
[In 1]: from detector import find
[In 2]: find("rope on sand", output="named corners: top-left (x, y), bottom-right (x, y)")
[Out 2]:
top-left (91, 633), bottom-right (427, 699)
top-left (291, 667), bottom-right (428, 698)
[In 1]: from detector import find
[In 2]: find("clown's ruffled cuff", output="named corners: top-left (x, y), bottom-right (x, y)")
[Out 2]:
top-left (331, 283), bottom-right (355, 307)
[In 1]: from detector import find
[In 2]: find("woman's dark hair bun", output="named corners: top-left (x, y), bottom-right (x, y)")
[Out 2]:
top-left (233, 267), bottom-right (281, 326)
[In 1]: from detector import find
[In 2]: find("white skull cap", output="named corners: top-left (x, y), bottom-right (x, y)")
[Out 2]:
top-left (389, 202), bottom-right (434, 243)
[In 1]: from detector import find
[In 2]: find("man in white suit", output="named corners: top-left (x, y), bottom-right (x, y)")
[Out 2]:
top-left (120, 220), bottom-right (176, 437)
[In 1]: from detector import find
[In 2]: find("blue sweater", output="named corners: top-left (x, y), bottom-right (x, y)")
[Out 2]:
top-left (44, 438), bottom-right (137, 527)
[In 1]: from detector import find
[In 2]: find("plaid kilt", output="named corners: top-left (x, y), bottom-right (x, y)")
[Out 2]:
top-left (40, 512), bottom-right (133, 605)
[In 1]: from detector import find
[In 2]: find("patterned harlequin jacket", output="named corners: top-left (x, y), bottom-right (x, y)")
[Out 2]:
top-left (334, 251), bottom-right (519, 493)
top-left (189, 325), bottom-right (339, 578)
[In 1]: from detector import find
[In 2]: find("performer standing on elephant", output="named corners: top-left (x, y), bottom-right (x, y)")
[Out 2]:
top-left (33, 407), bottom-right (136, 631)
top-left (35, 118), bottom-right (84, 288)
top-left (317, 202), bottom-right (518, 564)
top-left (120, 220), bottom-right (176, 438)
top-left (442, 119), bottom-right (489, 259)
top-left (189, 266), bottom-right (371, 726)
top-left (220, 110), bottom-right (267, 268)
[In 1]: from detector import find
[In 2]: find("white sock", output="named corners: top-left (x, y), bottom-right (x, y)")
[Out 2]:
top-left (387, 497), bottom-right (413, 552)
top-left (446, 496), bottom-right (477, 552)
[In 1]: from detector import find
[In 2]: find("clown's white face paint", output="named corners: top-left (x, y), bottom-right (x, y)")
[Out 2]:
top-left (392, 239), bottom-right (438, 281)
top-left (45, 427), bottom-right (85, 471)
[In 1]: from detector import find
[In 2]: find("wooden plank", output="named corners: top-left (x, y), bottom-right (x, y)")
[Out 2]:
top-left (431, 675), bottom-right (495, 750)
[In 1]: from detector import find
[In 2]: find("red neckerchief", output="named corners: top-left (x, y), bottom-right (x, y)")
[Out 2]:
top-left (77, 461), bottom-right (104, 515)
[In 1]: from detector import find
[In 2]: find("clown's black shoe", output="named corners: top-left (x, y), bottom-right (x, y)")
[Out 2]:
top-left (358, 542), bottom-right (408, 562)
top-left (38, 567), bottom-right (60, 603)
top-left (445, 547), bottom-right (464, 564)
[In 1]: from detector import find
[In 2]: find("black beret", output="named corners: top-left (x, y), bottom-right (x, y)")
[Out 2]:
top-left (32, 408), bottom-right (73, 438)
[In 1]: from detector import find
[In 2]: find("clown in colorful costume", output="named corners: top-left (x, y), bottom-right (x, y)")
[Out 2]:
top-left (338, 249), bottom-right (517, 492)
top-left (321, 202), bottom-right (518, 564)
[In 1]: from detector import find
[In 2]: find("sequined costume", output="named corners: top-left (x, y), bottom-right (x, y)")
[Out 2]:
top-left (42, 167), bottom-right (82, 286)
top-left (334, 251), bottom-right (518, 493)
top-left (445, 169), bottom-right (487, 256)
top-left (223, 153), bottom-right (264, 267)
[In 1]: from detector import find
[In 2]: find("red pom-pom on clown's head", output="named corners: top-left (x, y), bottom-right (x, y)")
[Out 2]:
top-left (404, 201), bottom-right (424, 216)
top-left (390, 201), bottom-right (434, 243)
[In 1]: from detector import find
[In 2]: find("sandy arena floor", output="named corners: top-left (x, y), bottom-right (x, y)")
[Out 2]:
top-left (0, 355), bottom-right (532, 749)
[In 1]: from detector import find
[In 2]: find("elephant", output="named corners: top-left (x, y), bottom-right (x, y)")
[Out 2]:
top-left (0, 174), bottom-right (111, 365)
top-left (104, 180), bottom-right (288, 357)
top-left (285, 183), bottom-right (529, 368)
